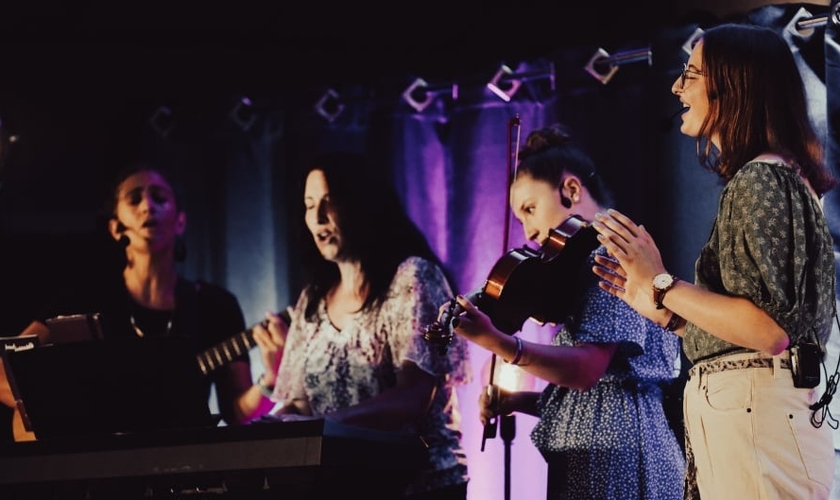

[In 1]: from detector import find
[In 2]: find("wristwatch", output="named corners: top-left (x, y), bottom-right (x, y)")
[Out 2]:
top-left (652, 273), bottom-right (679, 310)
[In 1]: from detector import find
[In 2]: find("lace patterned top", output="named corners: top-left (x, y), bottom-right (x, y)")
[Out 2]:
top-left (272, 256), bottom-right (471, 495)
top-left (682, 160), bottom-right (836, 363)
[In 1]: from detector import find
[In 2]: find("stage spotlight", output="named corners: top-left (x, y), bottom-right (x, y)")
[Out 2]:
top-left (148, 106), bottom-right (174, 139)
top-left (314, 89), bottom-right (345, 123)
top-left (786, 6), bottom-right (818, 39)
top-left (585, 47), bottom-right (652, 85)
top-left (0, 116), bottom-right (19, 191)
top-left (486, 64), bottom-right (522, 102)
top-left (402, 78), bottom-right (435, 113)
top-left (833, 1), bottom-right (840, 27)
top-left (792, 8), bottom-right (829, 32)
top-left (230, 96), bottom-right (256, 132)
top-left (401, 78), bottom-right (457, 113)
top-left (584, 49), bottom-right (620, 84)
top-left (682, 27), bottom-right (704, 56)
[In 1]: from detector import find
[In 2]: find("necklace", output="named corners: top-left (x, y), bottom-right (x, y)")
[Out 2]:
top-left (129, 313), bottom-right (174, 338)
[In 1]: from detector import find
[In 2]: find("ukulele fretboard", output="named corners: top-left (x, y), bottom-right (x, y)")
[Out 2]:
top-left (196, 327), bottom-right (258, 375)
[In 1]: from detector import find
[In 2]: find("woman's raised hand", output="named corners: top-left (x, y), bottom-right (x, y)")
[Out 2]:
top-left (591, 209), bottom-right (668, 320)
top-left (252, 308), bottom-right (291, 385)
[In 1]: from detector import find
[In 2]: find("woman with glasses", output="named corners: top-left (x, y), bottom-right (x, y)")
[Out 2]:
top-left (592, 23), bottom-right (837, 499)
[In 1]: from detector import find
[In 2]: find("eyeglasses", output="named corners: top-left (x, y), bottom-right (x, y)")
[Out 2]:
top-left (679, 63), bottom-right (705, 90)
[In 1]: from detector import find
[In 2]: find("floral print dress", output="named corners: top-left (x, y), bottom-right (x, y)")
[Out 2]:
top-left (272, 256), bottom-right (471, 495)
top-left (531, 246), bottom-right (685, 500)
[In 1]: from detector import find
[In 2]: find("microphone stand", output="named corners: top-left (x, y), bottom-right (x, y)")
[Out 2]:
top-left (500, 413), bottom-right (516, 500)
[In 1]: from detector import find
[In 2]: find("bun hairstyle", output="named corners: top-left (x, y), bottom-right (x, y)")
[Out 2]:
top-left (515, 124), bottom-right (614, 207)
top-left (517, 123), bottom-right (572, 161)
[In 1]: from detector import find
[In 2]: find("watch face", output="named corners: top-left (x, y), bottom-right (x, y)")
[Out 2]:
top-left (653, 274), bottom-right (674, 289)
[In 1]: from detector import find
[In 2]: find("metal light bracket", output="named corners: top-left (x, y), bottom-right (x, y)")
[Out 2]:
top-left (402, 78), bottom-right (435, 113)
top-left (584, 49), bottom-right (620, 85)
top-left (230, 96), bottom-right (256, 132)
top-left (314, 89), bottom-right (345, 123)
top-left (682, 27), bottom-right (704, 56)
top-left (486, 64), bottom-right (522, 102)
top-left (148, 106), bottom-right (174, 138)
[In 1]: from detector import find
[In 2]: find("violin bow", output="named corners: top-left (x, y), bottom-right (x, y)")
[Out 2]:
top-left (482, 114), bottom-right (522, 452)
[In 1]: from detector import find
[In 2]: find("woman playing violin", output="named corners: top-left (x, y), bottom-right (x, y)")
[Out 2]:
top-left (440, 124), bottom-right (684, 500)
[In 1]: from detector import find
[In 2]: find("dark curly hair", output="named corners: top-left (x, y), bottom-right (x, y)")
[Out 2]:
top-left (515, 124), bottom-right (614, 207)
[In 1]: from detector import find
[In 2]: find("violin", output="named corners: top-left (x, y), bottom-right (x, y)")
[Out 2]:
top-left (424, 214), bottom-right (600, 347)
top-left (423, 116), bottom-right (600, 453)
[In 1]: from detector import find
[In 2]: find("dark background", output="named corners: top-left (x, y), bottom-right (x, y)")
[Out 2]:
top-left (0, 1), bottom-right (825, 341)
top-left (0, 0), bottom-right (823, 358)
top-left (0, 2), bottom-right (687, 98)
top-left (0, 0), bottom-right (687, 330)
top-left (0, 3), bottom-right (833, 496)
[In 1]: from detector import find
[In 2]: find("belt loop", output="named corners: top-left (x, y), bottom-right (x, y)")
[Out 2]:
top-left (772, 354), bottom-right (781, 378)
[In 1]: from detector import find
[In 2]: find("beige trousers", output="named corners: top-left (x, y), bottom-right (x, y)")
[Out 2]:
top-left (685, 351), bottom-right (835, 499)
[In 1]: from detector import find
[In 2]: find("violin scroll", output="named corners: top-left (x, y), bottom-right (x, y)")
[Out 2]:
top-left (423, 298), bottom-right (458, 354)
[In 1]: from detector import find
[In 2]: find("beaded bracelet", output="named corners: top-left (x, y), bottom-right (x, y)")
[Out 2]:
top-left (505, 336), bottom-right (524, 366)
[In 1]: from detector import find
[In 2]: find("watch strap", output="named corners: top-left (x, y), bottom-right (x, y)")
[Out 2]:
top-left (664, 313), bottom-right (686, 332)
top-left (653, 274), bottom-right (679, 310)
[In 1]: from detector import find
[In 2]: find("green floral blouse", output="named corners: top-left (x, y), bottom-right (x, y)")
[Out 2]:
top-left (683, 160), bottom-right (836, 363)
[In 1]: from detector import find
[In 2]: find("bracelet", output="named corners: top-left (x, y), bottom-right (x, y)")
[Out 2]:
top-left (256, 374), bottom-right (275, 398)
top-left (664, 313), bottom-right (686, 332)
top-left (505, 336), bottom-right (524, 366)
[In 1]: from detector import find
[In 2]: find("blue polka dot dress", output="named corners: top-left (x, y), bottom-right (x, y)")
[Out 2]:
top-left (530, 247), bottom-right (685, 500)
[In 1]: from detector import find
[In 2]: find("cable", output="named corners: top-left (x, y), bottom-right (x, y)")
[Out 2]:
top-left (810, 311), bottom-right (840, 428)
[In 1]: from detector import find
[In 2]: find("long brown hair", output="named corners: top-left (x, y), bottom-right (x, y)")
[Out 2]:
top-left (696, 23), bottom-right (836, 195)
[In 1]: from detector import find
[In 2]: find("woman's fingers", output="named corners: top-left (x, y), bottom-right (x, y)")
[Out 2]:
top-left (251, 323), bottom-right (274, 353)
top-left (593, 254), bottom-right (621, 273)
top-left (600, 209), bottom-right (639, 233)
top-left (454, 295), bottom-right (478, 314)
top-left (438, 298), bottom-right (462, 322)
top-left (592, 257), bottom-right (626, 291)
top-left (252, 312), bottom-right (286, 353)
top-left (265, 311), bottom-right (288, 347)
top-left (477, 387), bottom-right (498, 426)
top-left (593, 209), bottom-right (643, 244)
